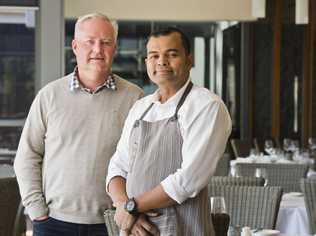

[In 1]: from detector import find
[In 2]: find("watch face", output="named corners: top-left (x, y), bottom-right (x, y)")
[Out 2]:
top-left (126, 199), bottom-right (135, 211)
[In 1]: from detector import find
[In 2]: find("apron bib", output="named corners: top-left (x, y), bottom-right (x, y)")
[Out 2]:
top-left (126, 82), bottom-right (214, 236)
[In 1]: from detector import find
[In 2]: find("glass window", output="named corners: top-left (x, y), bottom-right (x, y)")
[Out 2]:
top-left (0, 23), bottom-right (35, 150)
top-left (0, 23), bottom-right (35, 118)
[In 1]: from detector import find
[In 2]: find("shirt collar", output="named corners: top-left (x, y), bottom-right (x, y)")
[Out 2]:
top-left (69, 66), bottom-right (117, 93)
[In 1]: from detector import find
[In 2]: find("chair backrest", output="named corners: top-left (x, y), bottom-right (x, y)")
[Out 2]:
top-left (209, 176), bottom-right (265, 187)
top-left (300, 178), bottom-right (316, 234)
top-left (208, 185), bottom-right (282, 229)
top-left (104, 209), bottom-right (119, 236)
top-left (0, 177), bottom-right (21, 236)
top-left (230, 139), bottom-right (253, 158)
top-left (214, 153), bottom-right (231, 176)
top-left (236, 163), bottom-right (309, 192)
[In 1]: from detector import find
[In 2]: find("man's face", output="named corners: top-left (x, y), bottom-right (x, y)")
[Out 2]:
top-left (72, 18), bottom-right (116, 76)
top-left (145, 32), bottom-right (192, 88)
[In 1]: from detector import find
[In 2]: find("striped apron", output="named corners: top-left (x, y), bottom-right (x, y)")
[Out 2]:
top-left (126, 82), bottom-right (214, 236)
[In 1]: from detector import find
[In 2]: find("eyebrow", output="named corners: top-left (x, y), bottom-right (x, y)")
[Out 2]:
top-left (78, 36), bottom-right (113, 40)
top-left (147, 49), bottom-right (179, 54)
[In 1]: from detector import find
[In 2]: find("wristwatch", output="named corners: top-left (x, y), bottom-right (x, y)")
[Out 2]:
top-left (124, 198), bottom-right (138, 216)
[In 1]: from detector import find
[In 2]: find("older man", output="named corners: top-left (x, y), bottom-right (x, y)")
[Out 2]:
top-left (107, 27), bottom-right (232, 235)
top-left (14, 13), bottom-right (143, 236)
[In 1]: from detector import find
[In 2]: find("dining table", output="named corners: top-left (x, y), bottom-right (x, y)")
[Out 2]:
top-left (276, 192), bottom-right (310, 236)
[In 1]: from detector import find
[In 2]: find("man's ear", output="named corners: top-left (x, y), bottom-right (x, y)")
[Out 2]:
top-left (187, 54), bottom-right (193, 68)
top-left (72, 39), bottom-right (78, 56)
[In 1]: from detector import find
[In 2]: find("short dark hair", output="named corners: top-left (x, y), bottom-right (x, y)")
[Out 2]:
top-left (146, 27), bottom-right (191, 54)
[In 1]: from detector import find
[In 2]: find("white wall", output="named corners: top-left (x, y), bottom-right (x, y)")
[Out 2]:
top-left (190, 38), bottom-right (205, 87)
top-left (65, 0), bottom-right (256, 21)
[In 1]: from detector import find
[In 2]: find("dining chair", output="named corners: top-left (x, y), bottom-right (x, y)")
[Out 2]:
top-left (230, 139), bottom-right (253, 158)
top-left (235, 163), bottom-right (309, 192)
top-left (0, 177), bottom-right (25, 236)
top-left (213, 153), bottom-right (231, 176)
top-left (300, 178), bottom-right (316, 234)
top-left (208, 185), bottom-right (282, 229)
top-left (104, 209), bottom-right (119, 236)
top-left (209, 176), bottom-right (265, 187)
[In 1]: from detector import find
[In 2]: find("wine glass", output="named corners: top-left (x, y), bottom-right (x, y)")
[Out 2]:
top-left (291, 140), bottom-right (300, 152)
top-left (255, 167), bottom-right (268, 186)
top-left (249, 148), bottom-right (259, 158)
top-left (308, 137), bottom-right (316, 151)
top-left (210, 197), bottom-right (230, 236)
top-left (283, 138), bottom-right (292, 152)
top-left (264, 140), bottom-right (274, 155)
top-left (210, 196), bottom-right (227, 214)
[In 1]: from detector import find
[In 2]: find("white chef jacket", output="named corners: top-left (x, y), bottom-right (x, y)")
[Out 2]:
top-left (106, 79), bottom-right (232, 204)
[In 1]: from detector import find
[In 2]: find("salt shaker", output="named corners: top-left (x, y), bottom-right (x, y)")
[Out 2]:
top-left (241, 226), bottom-right (252, 236)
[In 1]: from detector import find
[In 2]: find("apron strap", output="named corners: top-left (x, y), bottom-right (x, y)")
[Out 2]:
top-left (133, 102), bottom-right (154, 128)
top-left (139, 102), bottom-right (154, 121)
top-left (170, 81), bottom-right (193, 121)
top-left (135, 81), bottom-right (193, 126)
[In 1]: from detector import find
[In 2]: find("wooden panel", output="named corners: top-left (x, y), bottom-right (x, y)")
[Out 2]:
top-left (313, 0), bottom-right (316, 136)
top-left (301, 0), bottom-right (316, 146)
top-left (271, 0), bottom-right (283, 139)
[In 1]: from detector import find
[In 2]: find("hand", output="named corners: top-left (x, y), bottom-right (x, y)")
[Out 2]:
top-left (34, 215), bottom-right (49, 221)
top-left (130, 214), bottom-right (159, 236)
top-left (114, 202), bottom-right (137, 231)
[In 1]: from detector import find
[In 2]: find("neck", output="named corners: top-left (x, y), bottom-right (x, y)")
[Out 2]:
top-left (158, 79), bottom-right (188, 103)
top-left (77, 69), bottom-right (108, 91)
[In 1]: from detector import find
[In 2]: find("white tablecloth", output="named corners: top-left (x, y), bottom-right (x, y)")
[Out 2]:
top-left (276, 193), bottom-right (310, 236)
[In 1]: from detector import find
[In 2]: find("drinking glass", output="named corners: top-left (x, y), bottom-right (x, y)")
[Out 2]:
top-left (249, 148), bottom-right (259, 158)
top-left (255, 167), bottom-right (268, 186)
top-left (308, 137), bottom-right (316, 150)
top-left (291, 140), bottom-right (300, 152)
top-left (210, 196), bottom-right (227, 214)
top-left (264, 140), bottom-right (274, 155)
top-left (283, 138), bottom-right (292, 152)
top-left (211, 197), bottom-right (230, 236)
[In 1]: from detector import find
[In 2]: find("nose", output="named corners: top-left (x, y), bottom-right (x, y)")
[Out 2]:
top-left (157, 55), bottom-right (168, 66)
top-left (92, 41), bottom-right (102, 53)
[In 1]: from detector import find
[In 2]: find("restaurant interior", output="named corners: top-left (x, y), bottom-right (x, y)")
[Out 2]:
top-left (0, 0), bottom-right (316, 235)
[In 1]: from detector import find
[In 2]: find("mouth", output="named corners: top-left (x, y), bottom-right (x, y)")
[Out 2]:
top-left (89, 58), bottom-right (105, 62)
top-left (155, 70), bottom-right (172, 74)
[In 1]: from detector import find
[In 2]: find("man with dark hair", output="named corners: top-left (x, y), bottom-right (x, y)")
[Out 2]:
top-left (14, 13), bottom-right (143, 236)
top-left (147, 27), bottom-right (191, 54)
top-left (107, 27), bottom-right (231, 235)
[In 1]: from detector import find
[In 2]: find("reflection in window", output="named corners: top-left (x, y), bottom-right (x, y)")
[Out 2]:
top-left (0, 24), bottom-right (35, 118)
top-left (0, 127), bottom-right (22, 150)
top-left (0, 23), bottom-right (35, 150)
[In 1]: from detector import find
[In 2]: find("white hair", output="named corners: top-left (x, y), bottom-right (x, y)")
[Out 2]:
top-left (74, 13), bottom-right (118, 42)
